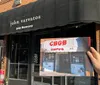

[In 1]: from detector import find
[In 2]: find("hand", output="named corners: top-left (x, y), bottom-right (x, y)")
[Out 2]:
top-left (87, 47), bottom-right (100, 74)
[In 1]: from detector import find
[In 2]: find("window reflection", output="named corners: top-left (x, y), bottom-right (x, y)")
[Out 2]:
top-left (19, 65), bottom-right (28, 79)
top-left (9, 34), bottom-right (29, 80)
top-left (34, 76), bottom-right (41, 82)
top-left (54, 77), bottom-right (65, 85)
top-left (10, 64), bottom-right (18, 78)
top-left (43, 76), bottom-right (52, 84)
top-left (18, 49), bottom-right (28, 63)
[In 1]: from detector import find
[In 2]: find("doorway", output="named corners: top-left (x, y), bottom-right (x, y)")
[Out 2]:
top-left (58, 53), bottom-right (70, 73)
top-left (8, 33), bottom-right (30, 85)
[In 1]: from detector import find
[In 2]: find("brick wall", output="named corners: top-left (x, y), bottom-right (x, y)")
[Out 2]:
top-left (0, 0), bottom-right (37, 13)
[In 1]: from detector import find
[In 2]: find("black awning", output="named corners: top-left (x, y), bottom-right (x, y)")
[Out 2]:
top-left (0, 0), bottom-right (100, 35)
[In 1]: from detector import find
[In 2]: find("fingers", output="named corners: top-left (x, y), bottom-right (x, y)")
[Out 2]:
top-left (87, 51), bottom-right (96, 64)
top-left (90, 47), bottom-right (99, 59)
top-left (87, 47), bottom-right (100, 74)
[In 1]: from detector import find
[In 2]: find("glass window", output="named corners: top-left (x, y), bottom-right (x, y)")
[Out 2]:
top-left (34, 64), bottom-right (39, 72)
top-left (9, 34), bottom-right (29, 80)
top-left (34, 76), bottom-right (41, 82)
top-left (43, 76), bottom-right (52, 84)
top-left (54, 77), bottom-right (65, 85)
top-left (19, 65), bottom-right (28, 79)
top-left (10, 64), bottom-right (18, 78)
top-left (18, 49), bottom-right (28, 63)
top-left (33, 64), bottom-right (40, 81)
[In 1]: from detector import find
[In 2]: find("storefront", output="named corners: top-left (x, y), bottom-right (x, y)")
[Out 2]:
top-left (0, 0), bottom-right (99, 85)
top-left (5, 23), bottom-right (96, 85)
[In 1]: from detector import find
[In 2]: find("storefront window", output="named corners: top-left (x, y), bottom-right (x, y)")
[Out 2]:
top-left (34, 76), bottom-right (41, 82)
top-left (54, 77), bottom-right (65, 85)
top-left (33, 64), bottom-right (52, 85)
top-left (9, 64), bottom-right (18, 78)
top-left (9, 34), bottom-right (29, 80)
top-left (19, 65), bottom-right (28, 79)
top-left (43, 76), bottom-right (52, 84)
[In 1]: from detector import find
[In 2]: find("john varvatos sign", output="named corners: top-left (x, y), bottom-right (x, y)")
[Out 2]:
top-left (10, 15), bottom-right (41, 31)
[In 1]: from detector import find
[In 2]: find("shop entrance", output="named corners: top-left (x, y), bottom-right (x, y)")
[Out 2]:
top-left (8, 33), bottom-right (30, 85)
top-left (58, 53), bottom-right (70, 73)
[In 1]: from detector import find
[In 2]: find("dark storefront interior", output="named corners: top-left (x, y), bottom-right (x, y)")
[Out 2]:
top-left (0, 0), bottom-right (100, 85)
top-left (5, 23), bottom-right (97, 85)
top-left (9, 34), bottom-right (29, 79)
top-left (42, 52), bottom-right (91, 76)
top-left (7, 33), bottom-right (31, 85)
top-left (32, 23), bottom-right (97, 85)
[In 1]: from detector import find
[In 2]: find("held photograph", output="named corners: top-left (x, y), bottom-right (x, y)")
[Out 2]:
top-left (39, 37), bottom-right (94, 76)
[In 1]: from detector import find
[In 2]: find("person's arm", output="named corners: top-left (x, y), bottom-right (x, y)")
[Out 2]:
top-left (87, 47), bottom-right (100, 74)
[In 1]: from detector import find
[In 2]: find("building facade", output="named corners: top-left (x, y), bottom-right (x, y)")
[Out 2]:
top-left (0, 0), bottom-right (100, 85)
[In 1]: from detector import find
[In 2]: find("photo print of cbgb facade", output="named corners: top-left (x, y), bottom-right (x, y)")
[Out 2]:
top-left (39, 37), bottom-right (94, 76)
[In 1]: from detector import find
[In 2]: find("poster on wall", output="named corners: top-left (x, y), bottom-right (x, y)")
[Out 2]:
top-left (39, 37), bottom-right (94, 76)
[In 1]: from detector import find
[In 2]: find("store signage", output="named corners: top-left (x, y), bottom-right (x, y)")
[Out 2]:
top-left (41, 38), bottom-right (78, 52)
top-left (41, 38), bottom-right (88, 52)
top-left (10, 15), bottom-right (41, 30)
top-left (49, 40), bottom-right (67, 46)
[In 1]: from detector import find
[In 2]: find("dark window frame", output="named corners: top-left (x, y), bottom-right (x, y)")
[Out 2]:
top-left (9, 33), bottom-right (30, 80)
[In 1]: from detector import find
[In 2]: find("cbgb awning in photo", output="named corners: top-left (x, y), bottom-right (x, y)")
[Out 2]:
top-left (0, 0), bottom-right (100, 35)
